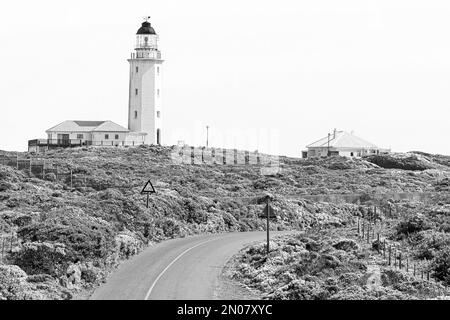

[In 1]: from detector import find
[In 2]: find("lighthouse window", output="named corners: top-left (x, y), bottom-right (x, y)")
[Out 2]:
top-left (157, 89), bottom-right (160, 97)
top-left (136, 66), bottom-right (138, 73)
top-left (157, 111), bottom-right (160, 118)
top-left (134, 111), bottom-right (138, 119)
top-left (157, 66), bottom-right (160, 75)
top-left (135, 88), bottom-right (138, 95)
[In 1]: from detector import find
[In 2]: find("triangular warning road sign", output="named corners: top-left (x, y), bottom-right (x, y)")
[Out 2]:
top-left (141, 179), bottom-right (156, 194)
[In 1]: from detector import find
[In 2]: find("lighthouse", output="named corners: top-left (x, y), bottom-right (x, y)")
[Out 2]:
top-left (128, 17), bottom-right (163, 145)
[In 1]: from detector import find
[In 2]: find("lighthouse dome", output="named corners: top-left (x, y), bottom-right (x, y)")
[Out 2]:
top-left (136, 21), bottom-right (156, 35)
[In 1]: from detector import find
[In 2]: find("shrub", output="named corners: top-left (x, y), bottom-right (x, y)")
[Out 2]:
top-left (17, 208), bottom-right (116, 263)
top-left (13, 242), bottom-right (68, 276)
top-left (431, 248), bottom-right (450, 285)
top-left (396, 213), bottom-right (430, 238)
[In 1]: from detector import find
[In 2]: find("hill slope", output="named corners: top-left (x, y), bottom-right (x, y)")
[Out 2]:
top-left (0, 145), bottom-right (449, 299)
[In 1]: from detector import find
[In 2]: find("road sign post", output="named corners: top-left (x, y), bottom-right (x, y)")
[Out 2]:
top-left (141, 179), bottom-right (156, 208)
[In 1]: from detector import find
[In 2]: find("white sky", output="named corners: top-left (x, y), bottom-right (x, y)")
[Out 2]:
top-left (0, 0), bottom-right (449, 156)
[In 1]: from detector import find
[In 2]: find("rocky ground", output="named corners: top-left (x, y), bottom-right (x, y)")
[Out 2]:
top-left (0, 145), bottom-right (449, 299)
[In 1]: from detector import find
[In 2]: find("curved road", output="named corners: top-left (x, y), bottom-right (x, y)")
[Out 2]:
top-left (91, 231), bottom-right (293, 300)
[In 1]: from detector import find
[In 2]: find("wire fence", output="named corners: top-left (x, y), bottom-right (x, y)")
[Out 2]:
top-left (354, 206), bottom-right (444, 288)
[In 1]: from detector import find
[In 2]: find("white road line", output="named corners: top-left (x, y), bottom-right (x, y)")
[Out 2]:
top-left (144, 237), bottom-right (219, 300)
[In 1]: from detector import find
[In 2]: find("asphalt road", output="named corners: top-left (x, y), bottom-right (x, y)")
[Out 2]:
top-left (91, 231), bottom-right (293, 300)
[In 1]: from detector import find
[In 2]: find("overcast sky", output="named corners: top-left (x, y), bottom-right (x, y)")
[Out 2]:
top-left (1, 0), bottom-right (449, 156)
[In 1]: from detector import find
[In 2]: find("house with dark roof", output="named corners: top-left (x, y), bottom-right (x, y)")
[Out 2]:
top-left (302, 129), bottom-right (389, 159)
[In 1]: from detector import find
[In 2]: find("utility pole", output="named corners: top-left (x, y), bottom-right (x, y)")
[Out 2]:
top-left (327, 133), bottom-right (330, 156)
top-left (206, 125), bottom-right (209, 148)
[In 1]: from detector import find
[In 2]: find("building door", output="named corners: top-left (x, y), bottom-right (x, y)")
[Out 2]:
top-left (57, 134), bottom-right (70, 146)
top-left (156, 129), bottom-right (161, 145)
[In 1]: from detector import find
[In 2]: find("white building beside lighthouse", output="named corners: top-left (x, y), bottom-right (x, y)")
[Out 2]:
top-left (128, 18), bottom-right (163, 145)
top-left (28, 18), bottom-right (164, 152)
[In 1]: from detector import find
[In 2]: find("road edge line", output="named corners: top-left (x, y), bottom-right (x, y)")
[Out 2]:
top-left (144, 237), bottom-right (218, 300)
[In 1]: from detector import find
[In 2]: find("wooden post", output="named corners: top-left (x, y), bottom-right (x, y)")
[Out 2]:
top-left (223, 149), bottom-right (226, 165)
top-left (1, 236), bottom-right (5, 263)
top-left (29, 157), bottom-right (32, 176)
top-left (399, 252), bottom-right (402, 269)
top-left (266, 197), bottom-right (270, 255)
top-left (406, 257), bottom-right (409, 273)
top-left (427, 270), bottom-right (430, 281)
top-left (9, 230), bottom-right (13, 253)
top-left (388, 246), bottom-right (391, 266)
top-left (16, 154), bottom-right (19, 170)
top-left (70, 169), bottom-right (73, 188)
top-left (367, 222), bottom-right (370, 243)
top-left (146, 193), bottom-right (149, 208)
top-left (383, 239), bottom-right (386, 258)
top-left (362, 221), bottom-right (365, 238)
top-left (377, 233), bottom-right (380, 253)
top-left (394, 249), bottom-right (397, 268)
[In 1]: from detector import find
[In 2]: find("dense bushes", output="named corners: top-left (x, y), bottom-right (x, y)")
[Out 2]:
top-left (395, 213), bottom-right (431, 238)
top-left (17, 208), bottom-right (116, 263)
top-left (13, 242), bottom-right (68, 276)
top-left (431, 248), bottom-right (450, 285)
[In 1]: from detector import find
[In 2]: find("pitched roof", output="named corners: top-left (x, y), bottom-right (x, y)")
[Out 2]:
top-left (307, 131), bottom-right (378, 149)
top-left (46, 120), bottom-right (129, 133)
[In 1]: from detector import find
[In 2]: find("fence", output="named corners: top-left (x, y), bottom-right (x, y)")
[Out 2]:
top-left (354, 206), bottom-right (440, 285)
top-left (0, 232), bottom-right (18, 264)
top-left (170, 146), bottom-right (280, 166)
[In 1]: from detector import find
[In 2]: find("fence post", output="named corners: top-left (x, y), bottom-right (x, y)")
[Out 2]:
top-left (70, 169), bottom-right (73, 188)
top-left (377, 233), bottom-right (380, 253)
top-left (43, 159), bottom-right (46, 179)
top-left (388, 246), bottom-right (391, 266)
top-left (383, 239), bottom-right (386, 258)
top-left (367, 222), bottom-right (370, 243)
top-left (9, 230), bottom-right (14, 253)
top-left (357, 218), bottom-right (360, 236)
top-left (223, 149), bottom-right (226, 165)
top-left (29, 157), bottom-right (32, 176)
top-left (1, 236), bottom-right (4, 263)
top-left (394, 249), bottom-right (397, 268)
top-left (399, 252), bottom-right (402, 269)
top-left (362, 221), bottom-right (365, 238)
top-left (413, 263), bottom-right (416, 276)
top-left (16, 154), bottom-right (19, 170)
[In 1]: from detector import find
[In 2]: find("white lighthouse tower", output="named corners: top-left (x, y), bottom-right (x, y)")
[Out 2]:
top-left (128, 17), bottom-right (163, 145)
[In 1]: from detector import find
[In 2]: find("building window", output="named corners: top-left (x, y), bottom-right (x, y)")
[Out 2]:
top-left (157, 111), bottom-right (160, 118)
top-left (136, 66), bottom-right (138, 73)
top-left (134, 111), bottom-right (138, 119)
top-left (135, 88), bottom-right (138, 95)
top-left (105, 134), bottom-right (109, 140)
top-left (115, 134), bottom-right (119, 140)
top-left (76, 134), bottom-right (83, 139)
